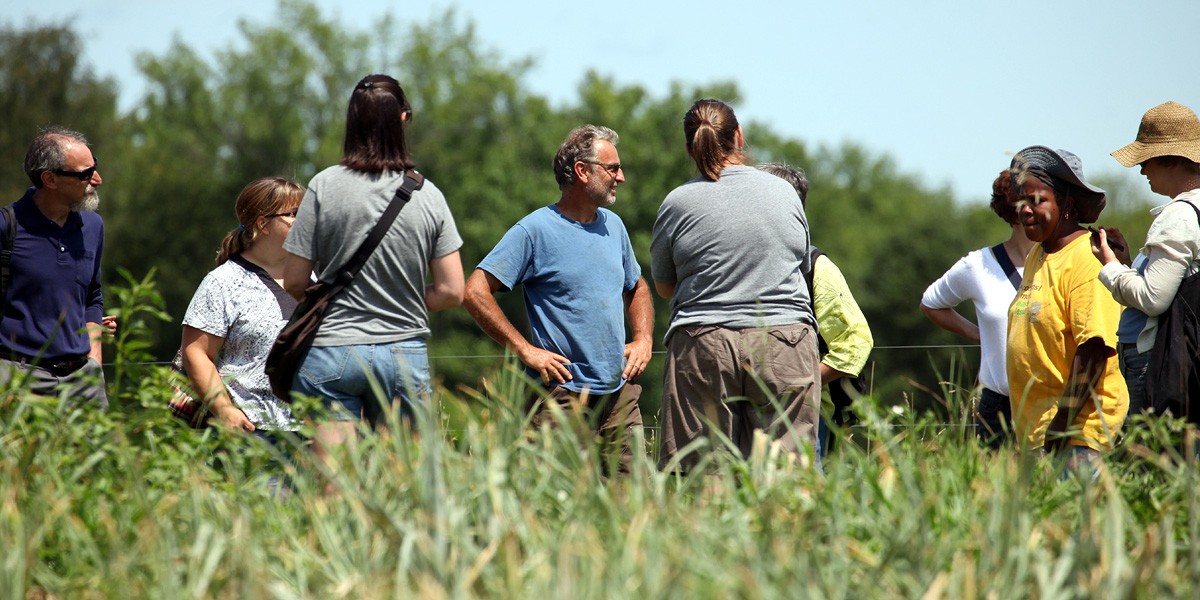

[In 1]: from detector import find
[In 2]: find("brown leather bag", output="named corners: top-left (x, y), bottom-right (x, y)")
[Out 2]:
top-left (265, 171), bottom-right (424, 400)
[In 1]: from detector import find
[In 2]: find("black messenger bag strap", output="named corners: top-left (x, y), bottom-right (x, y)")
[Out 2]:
top-left (329, 170), bottom-right (424, 292)
top-left (324, 170), bottom-right (427, 296)
top-left (990, 243), bottom-right (1021, 290)
top-left (228, 254), bottom-right (298, 318)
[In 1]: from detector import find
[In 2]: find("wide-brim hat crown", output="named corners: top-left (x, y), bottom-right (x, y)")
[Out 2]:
top-left (1111, 101), bottom-right (1200, 167)
top-left (1010, 145), bottom-right (1107, 223)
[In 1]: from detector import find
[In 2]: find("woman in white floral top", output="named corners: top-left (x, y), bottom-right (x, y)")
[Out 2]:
top-left (180, 177), bottom-right (303, 432)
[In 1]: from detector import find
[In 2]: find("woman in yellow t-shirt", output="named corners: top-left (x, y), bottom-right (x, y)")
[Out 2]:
top-left (1006, 146), bottom-right (1129, 470)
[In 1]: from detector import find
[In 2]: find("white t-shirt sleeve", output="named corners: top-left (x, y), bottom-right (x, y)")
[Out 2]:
top-left (182, 269), bottom-right (235, 338)
top-left (922, 254), bottom-right (976, 309)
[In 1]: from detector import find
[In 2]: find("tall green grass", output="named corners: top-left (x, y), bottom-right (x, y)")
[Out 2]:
top-left (2, 278), bottom-right (1198, 598)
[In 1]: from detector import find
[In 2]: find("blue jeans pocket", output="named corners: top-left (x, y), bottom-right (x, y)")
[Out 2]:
top-left (299, 346), bottom-right (351, 385)
top-left (391, 341), bottom-right (431, 399)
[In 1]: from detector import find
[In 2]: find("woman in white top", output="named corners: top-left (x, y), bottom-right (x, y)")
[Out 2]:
top-left (921, 170), bottom-right (1032, 448)
top-left (1093, 101), bottom-right (1200, 416)
top-left (181, 177), bottom-right (303, 432)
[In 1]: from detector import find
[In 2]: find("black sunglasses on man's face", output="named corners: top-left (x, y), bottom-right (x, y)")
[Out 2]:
top-left (51, 159), bottom-right (98, 181)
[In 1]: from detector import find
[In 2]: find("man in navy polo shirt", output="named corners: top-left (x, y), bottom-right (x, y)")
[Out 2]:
top-left (0, 127), bottom-right (108, 407)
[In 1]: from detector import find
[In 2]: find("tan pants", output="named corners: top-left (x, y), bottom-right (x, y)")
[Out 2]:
top-left (529, 383), bottom-right (643, 475)
top-left (658, 323), bottom-right (820, 472)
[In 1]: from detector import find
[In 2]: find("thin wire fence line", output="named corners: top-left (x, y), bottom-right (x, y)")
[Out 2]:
top-left (106, 343), bottom-right (982, 368)
top-left (429, 343), bottom-right (981, 358)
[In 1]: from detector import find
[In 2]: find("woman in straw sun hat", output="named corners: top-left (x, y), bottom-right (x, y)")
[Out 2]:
top-left (1092, 101), bottom-right (1200, 417)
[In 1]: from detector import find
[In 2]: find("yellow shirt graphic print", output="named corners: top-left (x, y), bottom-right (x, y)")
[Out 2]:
top-left (1006, 236), bottom-right (1128, 450)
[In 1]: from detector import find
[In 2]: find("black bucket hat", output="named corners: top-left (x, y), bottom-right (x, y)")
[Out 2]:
top-left (1010, 145), bottom-right (1107, 223)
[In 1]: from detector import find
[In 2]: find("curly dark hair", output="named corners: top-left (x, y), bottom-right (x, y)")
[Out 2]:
top-left (990, 169), bottom-right (1019, 225)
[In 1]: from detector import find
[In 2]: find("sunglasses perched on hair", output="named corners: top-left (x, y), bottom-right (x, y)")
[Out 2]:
top-left (51, 160), bottom-right (99, 181)
top-left (267, 209), bottom-right (299, 219)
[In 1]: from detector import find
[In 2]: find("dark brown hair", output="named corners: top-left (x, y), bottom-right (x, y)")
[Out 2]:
top-left (990, 169), bottom-right (1019, 225)
top-left (216, 177), bottom-right (306, 265)
top-left (683, 99), bottom-right (745, 181)
top-left (341, 74), bottom-right (415, 173)
top-left (1152, 155), bottom-right (1200, 174)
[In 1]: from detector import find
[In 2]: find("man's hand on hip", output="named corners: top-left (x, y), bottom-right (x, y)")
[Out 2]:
top-left (622, 339), bottom-right (652, 379)
top-left (517, 345), bottom-right (572, 385)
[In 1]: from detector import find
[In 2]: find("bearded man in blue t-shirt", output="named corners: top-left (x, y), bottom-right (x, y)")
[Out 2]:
top-left (463, 125), bottom-right (654, 473)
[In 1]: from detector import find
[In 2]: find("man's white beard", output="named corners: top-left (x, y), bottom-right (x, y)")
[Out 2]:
top-left (71, 188), bottom-right (100, 212)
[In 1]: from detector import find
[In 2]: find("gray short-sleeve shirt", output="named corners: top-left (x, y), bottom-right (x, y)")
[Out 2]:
top-left (284, 166), bottom-right (463, 346)
top-left (650, 166), bottom-right (815, 342)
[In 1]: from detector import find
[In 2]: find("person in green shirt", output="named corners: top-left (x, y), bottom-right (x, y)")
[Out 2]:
top-left (758, 163), bottom-right (874, 459)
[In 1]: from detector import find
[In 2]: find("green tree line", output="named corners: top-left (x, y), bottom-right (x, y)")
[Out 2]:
top-left (0, 0), bottom-right (1157, 415)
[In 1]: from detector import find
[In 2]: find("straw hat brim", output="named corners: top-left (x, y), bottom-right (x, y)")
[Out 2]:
top-left (1111, 139), bottom-right (1200, 167)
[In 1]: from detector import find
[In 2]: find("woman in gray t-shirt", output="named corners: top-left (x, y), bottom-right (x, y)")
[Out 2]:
top-left (650, 98), bottom-right (820, 473)
top-left (282, 74), bottom-right (464, 461)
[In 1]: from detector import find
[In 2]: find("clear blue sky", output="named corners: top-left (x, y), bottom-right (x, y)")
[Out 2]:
top-left (7, 0), bottom-right (1199, 203)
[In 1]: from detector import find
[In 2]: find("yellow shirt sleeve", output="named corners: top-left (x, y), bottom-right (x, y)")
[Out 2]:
top-left (813, 255), bottom-right (874, 376)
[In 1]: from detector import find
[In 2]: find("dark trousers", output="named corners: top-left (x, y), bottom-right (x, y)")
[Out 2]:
top-left (1117, 342), bottom-right (1149, 416)
top-left (529, 383), bottom-right (644, 475)
top-left (658, 323), bottom-right (820, 472)
top-left (976, 387), bottom-right (1011, 450)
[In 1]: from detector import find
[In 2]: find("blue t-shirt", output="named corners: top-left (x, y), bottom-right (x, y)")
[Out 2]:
top-left (478, 204), bottom-right (640, 394)
top-left (0, 188), bottom-right (104, 360)
top-left (1116, 254), bottom-right (1150, 344)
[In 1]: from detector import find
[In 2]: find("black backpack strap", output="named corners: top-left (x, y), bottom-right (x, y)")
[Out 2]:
top-left (990, 243), bottom-right (1021, 290)
top-left (330, 170), bottom-right (424, 291)
top-left (1184, 198), bottom-right (1200, 225)
top-left (803, 246), bottom-right (826, 345)
top-left (803, 246), bottom-right (825, 308)
top-left (228, 254), bottom-right (299, 318)
top-left (0, 204), bottom-right (16, 314)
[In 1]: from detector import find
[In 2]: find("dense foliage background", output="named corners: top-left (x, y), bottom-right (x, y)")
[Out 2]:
top-left (0, 0), bottom-right (1158, 416)
top-left (3, 4), bottom-right (1197, 597)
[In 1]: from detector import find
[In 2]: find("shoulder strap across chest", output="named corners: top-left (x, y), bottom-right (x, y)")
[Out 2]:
top-left (990, 243), bottom-right (1021, 291)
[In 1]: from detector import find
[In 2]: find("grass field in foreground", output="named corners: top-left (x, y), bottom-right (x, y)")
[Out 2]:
top-left (3, 352), bottom-right (1200, 600)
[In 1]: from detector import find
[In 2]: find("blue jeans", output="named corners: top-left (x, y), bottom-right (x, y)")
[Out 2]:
top-left (293, 339), bottom-right (431, 427)
top-left (1118, 342), bottom-right (1149, 416)
top-left (816, 416), bottom-right (830, 460)
top-left (1047, 445), bottom-right (1101, 481)
top-left (238, 429), bottom-right (301, 497)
